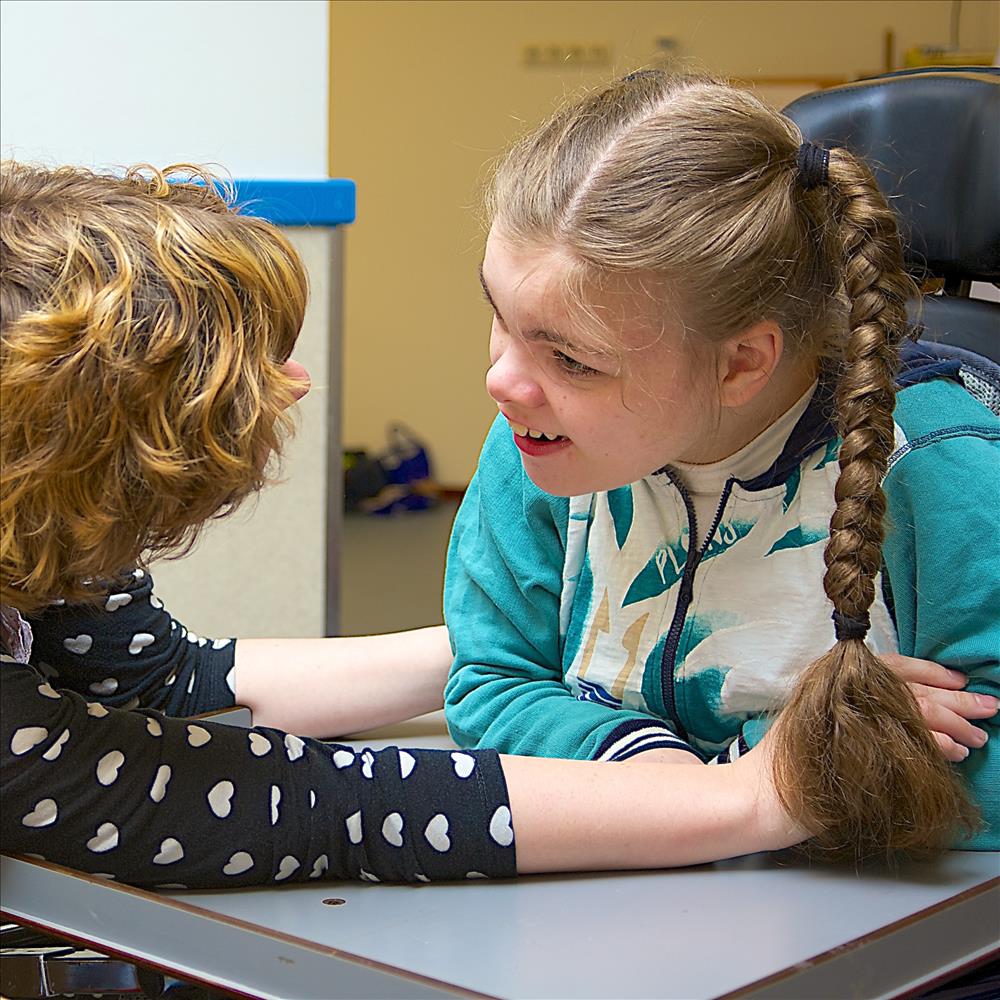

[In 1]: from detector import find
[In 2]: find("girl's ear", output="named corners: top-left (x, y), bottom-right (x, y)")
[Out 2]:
top-left (717, 320), bottom-right (784, 408)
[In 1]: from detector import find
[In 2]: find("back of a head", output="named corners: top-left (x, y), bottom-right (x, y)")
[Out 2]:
top-left (0, 161), bottom-right (309, 613)
top-left (489, 71), bottom-right (978, 862)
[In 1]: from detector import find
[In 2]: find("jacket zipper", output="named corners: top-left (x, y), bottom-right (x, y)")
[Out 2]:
top-left (659, 471), bottom-right (735, 738)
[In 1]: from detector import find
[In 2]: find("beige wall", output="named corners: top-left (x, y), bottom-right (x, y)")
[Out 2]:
top-left (330, 0), bottom-right (999, 485)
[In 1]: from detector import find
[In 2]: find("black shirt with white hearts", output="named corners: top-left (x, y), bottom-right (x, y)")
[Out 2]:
top-left (1, 573), bottom-right (516, 887)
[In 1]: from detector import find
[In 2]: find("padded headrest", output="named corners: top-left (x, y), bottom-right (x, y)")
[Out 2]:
top-left (784, 68), bottom-right (1000, 282)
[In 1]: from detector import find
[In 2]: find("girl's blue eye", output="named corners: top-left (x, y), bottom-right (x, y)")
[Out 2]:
top-left (553, 349), bottom-right (599, 377)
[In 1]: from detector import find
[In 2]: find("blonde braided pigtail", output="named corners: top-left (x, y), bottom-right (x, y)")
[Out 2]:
top-left (771, 147), bottom-right (979, 861)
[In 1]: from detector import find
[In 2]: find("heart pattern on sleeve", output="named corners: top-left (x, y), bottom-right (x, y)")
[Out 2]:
top-left (186, 725), bottom-right (211, 748)
top-left (11, 726), bottom-right (48, 756)
top-left (22, 798), bottom-right (58, 827)
top-left (153, 838), bottom-right (184, 865)
top-left (7, 648), bottom-right (517, 887)
top-left (96, 750), bottom-right (125, 786)
top-left (223, 851), bottom-right (254, 876)
top-left (63, 635), bottom-right (93, 655)
top-left (381, 812), bottom-right (405, 847)
top-left (86, 822), bottom-right (120, 853)
top-left (274, 855), bottom-right (300, 881)
top-left (424, 814), bottom-right (451, 852)
top-left (128, 633), bottom-right (155, 655)
top-left (489, 806), bottom-right (514, 847)
top-left (208, 780), bottom-right (235, 818)
top-left (42, 729), bottom-right (70, 761)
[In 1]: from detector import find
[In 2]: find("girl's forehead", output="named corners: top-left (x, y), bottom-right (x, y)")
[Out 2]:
top-left (482, 229), bottom-right (567, 297)
top-left (483, 229), bottom-right (676, 353)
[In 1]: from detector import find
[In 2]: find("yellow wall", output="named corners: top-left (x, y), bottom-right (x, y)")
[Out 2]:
top-left (330, 0), bottom-right (999, 484)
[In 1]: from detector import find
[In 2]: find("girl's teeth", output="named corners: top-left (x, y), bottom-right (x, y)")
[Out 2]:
top-left (509, 420), bottom-right (563, 441)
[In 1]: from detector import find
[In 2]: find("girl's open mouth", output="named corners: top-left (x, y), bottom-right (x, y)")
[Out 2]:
top-left (507, 421), bottom-right (571, 457)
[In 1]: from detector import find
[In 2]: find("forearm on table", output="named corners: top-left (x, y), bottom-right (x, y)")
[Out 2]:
top-left (503, 752), bottom-right (804, 873)
top-left (234, 625), bottom-right (451, 737)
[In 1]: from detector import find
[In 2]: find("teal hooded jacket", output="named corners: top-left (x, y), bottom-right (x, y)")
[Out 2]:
top-left (445, 347), bottom-right (1000, 849)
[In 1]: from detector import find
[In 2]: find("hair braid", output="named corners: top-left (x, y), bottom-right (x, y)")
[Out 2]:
top-left (825, 151), bottom-right (907, 617)
top-left (770, 149), bottom-right (979, 861)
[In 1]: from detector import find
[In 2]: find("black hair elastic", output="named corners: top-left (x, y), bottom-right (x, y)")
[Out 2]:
top-left (832, 610), bottom-right (870, 641)
top-left (796, 141), bottom-right (830, 190)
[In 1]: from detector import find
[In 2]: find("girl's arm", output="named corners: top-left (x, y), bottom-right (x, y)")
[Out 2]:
top-left (27, 573), bottom-right (450, 737)
top-left (31, 570), bottom-right (451, 737)
top-left (234, 627), bottom-right (449, 736)
top-left (3, 656), bottom-right (801, 888)
top-left (883, 382), bottom-right (1000, 847)
top-left (445, 419), bottom-right (693, 763)
top-left (880, 654), bottom-right (997, 763)
top-left (27, 565), bottom-right (991, 753)
top-left (27, 569), bottom-right (237, 718)
top-left (624, 656), bottom-right (997, 768)
top-left (505, 735), bottom-right (804, 872)
top-left (1, 657), bottom-right (510, 887)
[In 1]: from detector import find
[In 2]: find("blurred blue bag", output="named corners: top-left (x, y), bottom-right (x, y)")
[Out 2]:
top-left (344, 423), bottom-right (439, 515)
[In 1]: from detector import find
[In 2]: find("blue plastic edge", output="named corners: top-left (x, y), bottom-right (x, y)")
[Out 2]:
top-left (226, 178), bottom-right (356, 227)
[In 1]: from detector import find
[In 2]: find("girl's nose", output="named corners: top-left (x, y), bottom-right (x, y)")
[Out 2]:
top-left (486, 335), bottom-right (545, 409)
top-left (280, 358), bottom-right (311, 404)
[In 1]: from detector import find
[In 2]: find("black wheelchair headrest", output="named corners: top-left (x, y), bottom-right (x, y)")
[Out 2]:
top-left (784, 68), bottom-right (1000, 283)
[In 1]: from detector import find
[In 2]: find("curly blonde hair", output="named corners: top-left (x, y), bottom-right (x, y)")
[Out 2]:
top-left (1, 162), bottom-right (308, 613)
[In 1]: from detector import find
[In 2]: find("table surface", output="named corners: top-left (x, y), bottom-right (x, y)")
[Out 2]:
top-left (3, 711), bottom-right (998, 1000)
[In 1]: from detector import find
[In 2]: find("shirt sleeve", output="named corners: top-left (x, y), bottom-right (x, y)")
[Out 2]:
top-left (2, 657), bottom-right (515, 886)
top-left (444, 416), bottom-right (695, 762)
top-left (26, 568), bottom-right (237, 717)
top-left (883, 393), bottom-right (1000, 850)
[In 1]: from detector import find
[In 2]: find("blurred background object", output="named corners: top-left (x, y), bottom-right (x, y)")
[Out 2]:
top-left (903, 0), bottom-right (997, 66)
top-left (345, 423), bottom-right (441, 515)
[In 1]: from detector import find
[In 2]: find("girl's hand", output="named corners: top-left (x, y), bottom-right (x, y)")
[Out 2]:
top-left (881, 653), bottom-right (998, 762)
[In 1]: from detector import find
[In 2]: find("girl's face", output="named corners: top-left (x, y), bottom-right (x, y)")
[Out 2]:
top-left (482, 228), bottom-right (716, 497)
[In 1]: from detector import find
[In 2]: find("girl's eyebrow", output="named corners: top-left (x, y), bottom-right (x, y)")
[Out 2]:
top-left (478, 264), bottom-right (501, 319)
top-left (478, 263), bottom-right (597, 355)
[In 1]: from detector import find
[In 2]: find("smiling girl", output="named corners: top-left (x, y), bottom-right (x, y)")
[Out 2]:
top-left (444, 71), bottom-right (1000, 859)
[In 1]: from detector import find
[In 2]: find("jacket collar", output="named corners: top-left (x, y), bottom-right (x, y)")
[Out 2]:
top-left (738, 340), bottom-right (964, 492)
